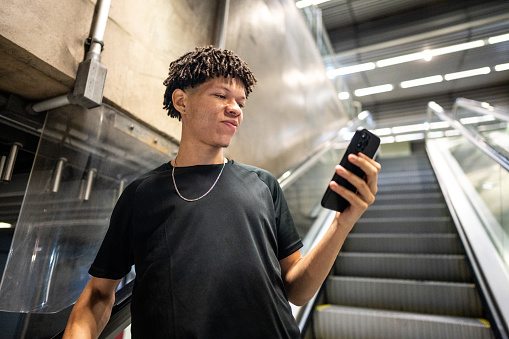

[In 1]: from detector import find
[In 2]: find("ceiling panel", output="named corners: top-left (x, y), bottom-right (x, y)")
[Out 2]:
top-left (313, 0), bottom-right (509, 124)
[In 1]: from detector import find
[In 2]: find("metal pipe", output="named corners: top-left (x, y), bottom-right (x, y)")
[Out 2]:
top-left (215, 0), bottom-right (230, 49)
top-left (29, 0), bottom-right (111, 113)
top-left (0, 155), bottom-right (6, 181)
top-left (51, 157), bottom-right (67, 193)
top-left (86, 0), bottom-right (112, 62)
top-left (83, 168), bottom-right (97, 201)
top-left (2, 142), bottom-right (23, 182)
top-left (31, 94), bottom-right (72, 114)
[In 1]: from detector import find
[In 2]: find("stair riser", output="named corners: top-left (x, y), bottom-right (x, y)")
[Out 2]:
top-left (326, 278), bottom-right (483, 317)
top-left (314, 307), bottom-right (494, 339)
top-left (362, 207), bottom-right (449, 218)
top-left (334, 255), bottom-right (472, 282)
top-left (353, 219), bottom-right (454, 234)
top-left (342, 236), bottom-right (462, 254)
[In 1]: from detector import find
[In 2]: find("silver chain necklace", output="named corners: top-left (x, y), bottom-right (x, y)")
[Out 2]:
top-left (172, 157), bottom-right (226, 202)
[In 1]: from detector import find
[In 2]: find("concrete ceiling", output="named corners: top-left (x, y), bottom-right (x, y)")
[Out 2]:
top-left (313, 0), bottom-right (509, 123)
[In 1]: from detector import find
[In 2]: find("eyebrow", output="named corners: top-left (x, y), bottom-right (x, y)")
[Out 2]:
top-left (216, 85), bottom-right (246, 101)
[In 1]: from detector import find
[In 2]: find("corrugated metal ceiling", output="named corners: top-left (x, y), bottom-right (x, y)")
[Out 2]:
top-left (312, 0), bottom-right (509, 124)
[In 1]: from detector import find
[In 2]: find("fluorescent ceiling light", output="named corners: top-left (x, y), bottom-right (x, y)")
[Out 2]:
top-left (395, 133), bottom-right (425, 142)
top-left (376, 40), bottom-right (484, 68)
top-left (338, 92), bottom-right (350, 100)
top-left (296, 0), bottom-right (330, 9)
top-left (0, 222), bottom-right (12, 228)
top-left (489, 33), bottom-right (509, 44)
top-left (327, 62), bottom-right (375, 77)
top-left (373, 128), bottom-right (392, 136)
top-left (355, 84), bottom-right (393, 97)
top-left (444, 67), bottom-right (491, 81)
top-left (376, 52), bottom-right (423, 67)
top-left (400, 75), bottom-right (443, 88)
top-left (445, 130), bottom-right (461, 137)
top-left (460, 115), bottom-right (496, 125)
top-left (427, 131), bottom-right (445, 139)
top-left (431, 40), bottom-right (485, 56)
top-left (429, 121), bottom-right (450, 129)
top-left (380, 136), bottom-right (396, 144)
top-left (495, 63), bottom-right (509, 72)
top-left (392, 123), bottom-right (427, 134)
top-left (357, 111), bottom-right (370, 120)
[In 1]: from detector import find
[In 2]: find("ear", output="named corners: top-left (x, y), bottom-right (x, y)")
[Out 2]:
top-left (172, 89), bottom-right (187, 116)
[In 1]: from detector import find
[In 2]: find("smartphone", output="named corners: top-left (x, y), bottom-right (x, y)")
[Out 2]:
top-left (321, 129), bottom-right (380, 212)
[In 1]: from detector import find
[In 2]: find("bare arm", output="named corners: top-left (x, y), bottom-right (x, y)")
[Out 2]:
top-left (63, 277), bottom-right (121, 339)
top-left (280, 153), bottom-right (380, 306)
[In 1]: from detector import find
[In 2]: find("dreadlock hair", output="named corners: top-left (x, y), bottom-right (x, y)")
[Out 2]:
top-left (163, 45), bottom-right (257, 121)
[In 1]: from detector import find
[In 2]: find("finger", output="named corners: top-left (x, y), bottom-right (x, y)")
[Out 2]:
top-left (329, 180), bottom-right (368, 210)
top-left (332, 165), bottom-right (375, 206)
top-left (349, 153), bottom-right (380, 194)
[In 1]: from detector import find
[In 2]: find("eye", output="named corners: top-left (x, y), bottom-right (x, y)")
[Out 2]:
top-left (215, 94), bottom-right (226, 99)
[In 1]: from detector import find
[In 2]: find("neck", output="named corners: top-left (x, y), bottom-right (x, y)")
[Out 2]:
top-left (173, 143), bottom-right (225, 167)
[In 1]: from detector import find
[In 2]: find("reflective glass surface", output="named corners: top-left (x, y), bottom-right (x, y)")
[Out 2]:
top-left (428, 99), bottom-right (509, 271)
top-left (0, 104), bottom-right (177, 313)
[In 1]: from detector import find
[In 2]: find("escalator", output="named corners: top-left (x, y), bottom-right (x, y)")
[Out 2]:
top-left (310, 151), bottom-right (496, 338)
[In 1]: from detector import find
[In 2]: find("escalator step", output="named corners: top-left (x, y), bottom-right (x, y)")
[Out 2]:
top-left (342, 234), bottom-right (462, 254)
top-left (353, 217), bottom-right (454, 234)
top-left (313, 305), bottom-right (494, 339)
top-left (372, 192), bottom-right (445, 206)
top-left (361, 204), bottom-right (449, 218)
top-left (334, 253), bottom-right (471, 282)
top-left (325, 276), bottom-right (483, 317)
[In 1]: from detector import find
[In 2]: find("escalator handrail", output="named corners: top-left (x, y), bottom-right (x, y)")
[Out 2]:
top-left (427, 101), bottom-right (509, 172)
top-left (455, 97), bottom-right (509, 122)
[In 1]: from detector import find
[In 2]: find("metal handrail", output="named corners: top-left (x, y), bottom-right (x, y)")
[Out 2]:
top-left (426, 101), bottom-right (509, 172)
top-left (454, 97), bottom-right (509, 122)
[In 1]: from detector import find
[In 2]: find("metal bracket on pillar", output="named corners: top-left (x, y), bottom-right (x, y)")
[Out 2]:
top-left (1, 142), bottom-right (23, 182)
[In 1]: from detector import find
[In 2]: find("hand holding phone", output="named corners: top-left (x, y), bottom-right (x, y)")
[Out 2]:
top-left (321, 129), bottom-right (380, 212)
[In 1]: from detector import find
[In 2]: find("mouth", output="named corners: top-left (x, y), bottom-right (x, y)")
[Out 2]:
top-left (222, 120), bottom-right (238, 130)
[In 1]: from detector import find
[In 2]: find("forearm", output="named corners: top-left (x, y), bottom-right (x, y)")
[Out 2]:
top-left (63, 284), bottom-right (116, 339)
top-left (284, 213), bottom-right (351, 305)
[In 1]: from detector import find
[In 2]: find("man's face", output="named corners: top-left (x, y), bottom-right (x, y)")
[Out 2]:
top-left (180, 76), bottom-right (246, 149)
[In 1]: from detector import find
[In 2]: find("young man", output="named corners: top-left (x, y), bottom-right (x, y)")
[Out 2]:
top-left (63, 46), bottom-right (380, 338)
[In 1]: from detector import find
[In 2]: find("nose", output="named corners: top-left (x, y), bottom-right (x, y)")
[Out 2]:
top-left (226, 100), bottom-right (242, 117)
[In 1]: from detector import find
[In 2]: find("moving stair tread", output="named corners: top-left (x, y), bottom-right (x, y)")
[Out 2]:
top-left (310, 154), bottom-right (495, 338)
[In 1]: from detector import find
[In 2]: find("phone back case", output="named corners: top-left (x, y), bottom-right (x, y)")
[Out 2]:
top-left (321, 129), bottom-right (380, 212)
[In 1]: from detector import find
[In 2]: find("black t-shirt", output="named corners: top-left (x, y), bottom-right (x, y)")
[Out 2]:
top-left (89, 160), bottom-right (303, 338)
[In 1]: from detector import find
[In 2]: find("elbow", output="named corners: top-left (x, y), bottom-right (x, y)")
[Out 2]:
top-left (286, 288), bottom-right (314, 307)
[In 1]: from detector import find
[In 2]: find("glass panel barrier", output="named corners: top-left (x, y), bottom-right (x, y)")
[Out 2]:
top-left (0, 104), bottom-right (177, 313)
top-left (427, 98), bottom-right (509, 271)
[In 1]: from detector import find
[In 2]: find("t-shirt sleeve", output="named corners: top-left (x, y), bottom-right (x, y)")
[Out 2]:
top-left (88, 182), bottom-right (137, 280)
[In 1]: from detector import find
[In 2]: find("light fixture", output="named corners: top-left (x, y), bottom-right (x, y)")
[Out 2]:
top-left (373, 128), bottom-right (392, 136)
top-left (354, 84), bottom-right (393, 97)
top-left (0, 222), bottom-right (12, 228)
top-left (430, 40), bottom-right (485, 56)
top-left (460, 115), bottom-right (496, 125)
top-left (488, 33), bottom-right (509, 44)
top-left (395, 133), bottom-right (425, 142)
top-left (392, 123), bottom-right (427, 134)
top-left (357, 111), bottom-right (370, 120)
top-left (400, 75), bottom-right (443, 88)
top-left (495, 63), bottom-right (509, 72)
top-left (296, 0), bottom-right (330, 9)
top-left (327, 62), bottom-right (375, 77)
top-left (444, 67), bottom-right (491, 81)
top-left (376, 52), bottom-right (424, 67)
top-left (338, 92), bottom-right (350, 100)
